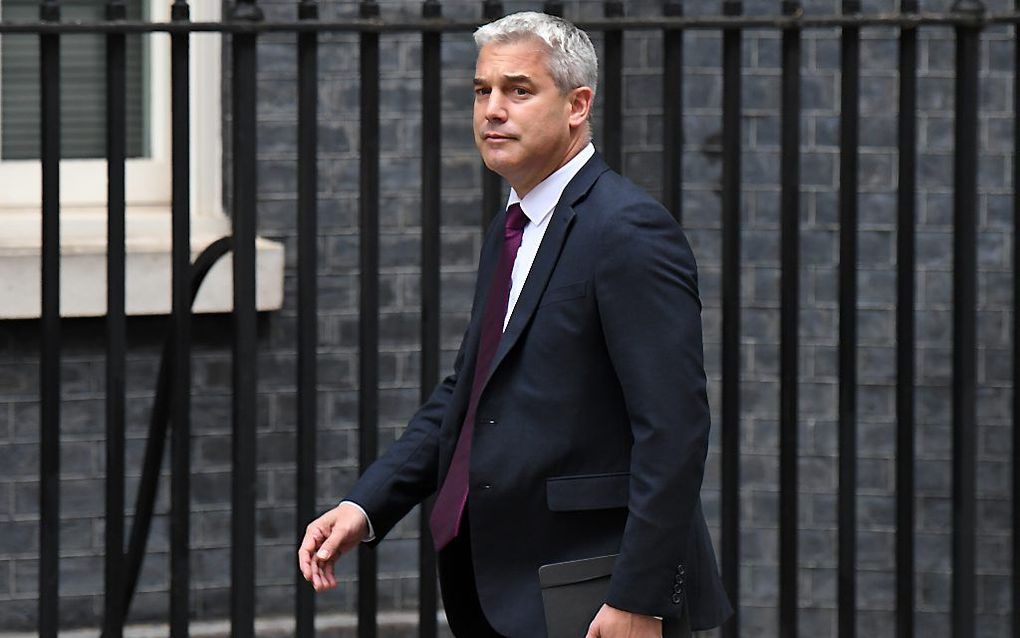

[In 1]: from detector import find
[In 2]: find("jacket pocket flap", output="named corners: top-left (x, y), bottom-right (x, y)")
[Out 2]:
top-left (546, 472), bottom-right (629, 512)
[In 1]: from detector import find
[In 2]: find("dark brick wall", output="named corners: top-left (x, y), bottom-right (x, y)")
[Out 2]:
top-left (0, 0), bottom-right (1015, 634)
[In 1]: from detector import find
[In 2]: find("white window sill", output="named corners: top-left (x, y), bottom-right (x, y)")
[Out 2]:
top-left (0, 210), bottom-right (284, 319)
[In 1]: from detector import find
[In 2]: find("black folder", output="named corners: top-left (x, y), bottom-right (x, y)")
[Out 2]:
top-left (538, 554), bottom-right (691, 638)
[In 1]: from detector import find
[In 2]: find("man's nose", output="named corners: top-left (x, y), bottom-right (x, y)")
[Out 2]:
top-left (485, 91), bottom-right (508, 122)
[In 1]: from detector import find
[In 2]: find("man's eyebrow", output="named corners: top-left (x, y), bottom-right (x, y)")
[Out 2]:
top-left (503, 74), bottom-right (533, 83)
top-left (473, 74), bottom-right (534, 85)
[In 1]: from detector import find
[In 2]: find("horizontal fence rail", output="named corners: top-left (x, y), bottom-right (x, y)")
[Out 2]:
top-left (2, 1), bottom-right (1015, 637)
top-left (5, 13), bottom-right (1020, 33)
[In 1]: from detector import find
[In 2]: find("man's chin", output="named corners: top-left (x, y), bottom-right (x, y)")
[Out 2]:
top-left (479, 151), bottom-right (516, 179)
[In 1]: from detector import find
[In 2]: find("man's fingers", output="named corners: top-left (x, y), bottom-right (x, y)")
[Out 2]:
top-left (310, 562), bottom-right (320, 590)
top-left (315, 525), bottom-right (349, 561)
top-left (298, 523), bottom-right (328, 580)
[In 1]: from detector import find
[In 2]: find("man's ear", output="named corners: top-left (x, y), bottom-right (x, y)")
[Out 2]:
top-left (567, 86), bottom-right (594, 129)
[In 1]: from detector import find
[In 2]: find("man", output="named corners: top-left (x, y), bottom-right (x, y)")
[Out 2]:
top-left (298, 12), bottom-right (732, 638)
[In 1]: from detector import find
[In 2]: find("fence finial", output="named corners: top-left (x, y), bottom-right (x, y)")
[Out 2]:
top-left (230, 0), bottom-right (263, 21)
top-left (482, 0), bottom-right (503, 20)
top-left (170, 0), bottom-right (189, 21)
top-left (39, 0), bottom-right (59, 21)
top-left (950, 0), bottom-right (985, 14)
top-left (106, 0), bottom-right (127, 20)
top-left (298, 0), bottom-right (318, 20)
top-left (664, 0), bottom-right (683, 17)
top-left (360, 0), bottom-right (379, 18)
top-left (604, 0), bottom-right (624, 18)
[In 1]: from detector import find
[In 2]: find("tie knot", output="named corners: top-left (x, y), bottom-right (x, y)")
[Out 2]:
top-left (505, 203), bottom-right (528, 232)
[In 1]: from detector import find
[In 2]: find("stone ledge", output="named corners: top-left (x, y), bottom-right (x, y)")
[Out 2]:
top-left (0, 212), bottom-right (285, 319)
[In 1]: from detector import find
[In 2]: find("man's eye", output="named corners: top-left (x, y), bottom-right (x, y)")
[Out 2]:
top-left (475, 87), bottom-right (490, 96)
top-left (513, 87), bottom-right (529, 96)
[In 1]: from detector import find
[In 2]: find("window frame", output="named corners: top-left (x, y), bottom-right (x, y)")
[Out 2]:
top-left (0, 0), bottom-right (223, 221)
top-left (0, 1), bottom-right (287, 321)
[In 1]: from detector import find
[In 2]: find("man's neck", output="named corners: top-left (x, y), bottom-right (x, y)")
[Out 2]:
top-left (511, 135), bottom-right (590, 199)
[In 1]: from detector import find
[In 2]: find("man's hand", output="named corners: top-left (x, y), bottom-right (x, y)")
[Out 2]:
top-left (586, 604), bottom-right (663, 638)
top-left (297, 503), bottom-right (369, 592)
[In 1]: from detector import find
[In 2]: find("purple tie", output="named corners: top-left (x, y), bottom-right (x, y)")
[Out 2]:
top-left (429, 203), bottom-right (528, 551)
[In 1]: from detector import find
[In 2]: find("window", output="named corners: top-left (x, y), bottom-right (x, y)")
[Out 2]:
top-left (0, 0), bottom-right (169, 209)
top-left (0, 0), bottom-right (283, 318)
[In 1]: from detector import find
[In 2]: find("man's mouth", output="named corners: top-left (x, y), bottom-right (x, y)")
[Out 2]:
top-left (483, 132), bottom-right (516, 141)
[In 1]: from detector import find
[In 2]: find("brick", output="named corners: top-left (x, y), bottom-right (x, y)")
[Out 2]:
top-left (0, 520), bottom-right (36, 555)
top-left (854, 192), bottom-right (895, 229)
top-left (801, 74), bottom-right (836, 112)
top-left (0, 598), bottom-right (35, 631)
top-left (795, 153), bottom-right (831, 190)
top-left (855, 151), bottom-right (895, 191)
top-left (859, 75), bottom-right (898, 115)
top-left (858, 569), bottom-right (896, 609)
top-left (0, 362), bottom-right (38, 399)
top-left (744, 75), bottom-right (781, 112)
top-left (683, 33), bottom-right (721, 69)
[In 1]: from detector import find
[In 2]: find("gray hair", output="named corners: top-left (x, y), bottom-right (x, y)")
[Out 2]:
top-left (474, 11), bottom-right (598, 97)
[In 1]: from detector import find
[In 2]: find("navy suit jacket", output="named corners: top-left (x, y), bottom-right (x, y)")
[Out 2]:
top-left (346, 152), bottom-right (733, 636)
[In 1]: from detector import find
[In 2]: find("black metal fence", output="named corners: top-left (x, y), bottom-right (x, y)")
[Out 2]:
top-left (3, 0), bottom-right (1018, 637)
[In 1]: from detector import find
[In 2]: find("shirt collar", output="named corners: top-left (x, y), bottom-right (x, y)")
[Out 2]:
top-left (506, 142), bottom-right (596, 226)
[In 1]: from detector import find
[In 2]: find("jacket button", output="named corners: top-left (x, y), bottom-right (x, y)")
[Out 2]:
top-left (675, 574), bottom-right (683, 584)
top-left (480, 483), bottom-right (492, 490)
top-left (671, 593), bottom-right (683, 604)
top-left (482, 418), bottom-right (496, 425)
top-left (673, 583), bottom-right (683, 594)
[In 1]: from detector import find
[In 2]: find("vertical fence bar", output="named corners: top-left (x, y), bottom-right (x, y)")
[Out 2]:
top-left (950, 2), bottom-right (982, 637)
top-left (779, 2), bottom-right (801, 637)
top-left (1015, 3), bottom-right (1020, 636)
top-left (419, 2), bottom-right (442, 637)
top-left (602, 0), bottom-right (623, 171)
top-left (295, 1), bottom-right (319, 636)
top-left (481, 0), bottom-right (503, 230)
top-left (230, 1), bottom-right (262, 636)
top-left (169, 3), bottom-right (192, 636)
top-left (837, 2), bottom-right (860, 637)
top-left (38, 1), bottom-right (61, 636)
top-left (719, 2), bottom-right (741, 637)
top-left (896, 2), bottom-right (919, 637)
top-left (663, 0), bottom-right (684, 224)
top-left (358, 2), bottom-right (381, 636)
top-left (103, 1), bottom-right (127, 636)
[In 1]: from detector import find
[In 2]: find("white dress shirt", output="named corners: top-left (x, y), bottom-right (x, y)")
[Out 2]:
top-left (504, 142), bottom-right (595, 330)
top-left (343, 142), bottom-right (597, 543)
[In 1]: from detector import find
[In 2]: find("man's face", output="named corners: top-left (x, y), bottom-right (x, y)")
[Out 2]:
top-left (473, 39), bottom-right (589, 196)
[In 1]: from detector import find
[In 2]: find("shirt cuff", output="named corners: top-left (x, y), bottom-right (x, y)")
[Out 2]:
top-left (338, 500), bottom-right (376, 543)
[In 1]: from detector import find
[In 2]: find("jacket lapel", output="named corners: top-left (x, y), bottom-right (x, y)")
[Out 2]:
top-left (474, 152), bottom-right (610, 393)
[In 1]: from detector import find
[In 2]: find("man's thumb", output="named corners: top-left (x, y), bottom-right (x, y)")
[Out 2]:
top-left (315, 528), bottom-right (345, 561)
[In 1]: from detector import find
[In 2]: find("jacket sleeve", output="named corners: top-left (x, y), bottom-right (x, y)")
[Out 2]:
top-left (594, 200), bottom-right (711, 618)
top-left (342, 323), bottom-right (469, 545)
top-left (342, 214), bottom-right (503, 544)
